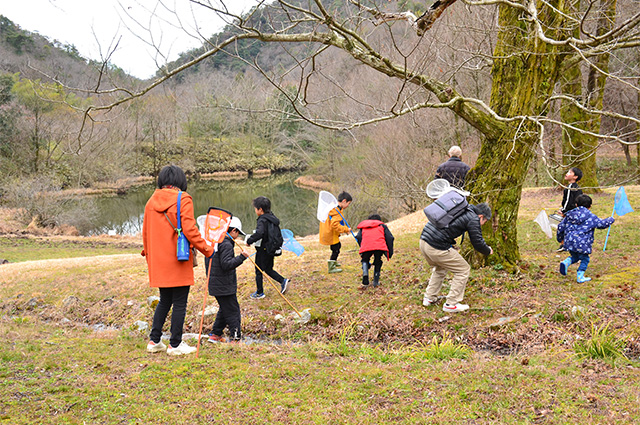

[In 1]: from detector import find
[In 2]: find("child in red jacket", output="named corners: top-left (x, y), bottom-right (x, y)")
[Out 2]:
top-left (355, 214), bottom-right (394, 287)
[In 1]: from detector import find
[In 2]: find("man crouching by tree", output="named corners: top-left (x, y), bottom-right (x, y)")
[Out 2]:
top-left (420, 203), bottom-right (493, 313)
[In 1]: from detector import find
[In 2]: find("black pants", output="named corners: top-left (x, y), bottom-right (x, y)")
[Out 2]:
top-left (330, 242), bottom-right (341, 261)
top-left (255, 249), bottom-right (285, 294)
top-left (211, 294), bottom-right (241, 340)
top-left (150, 286), bottom-right (190, 348)
top-left (361, 250), bottom-right (384, 275)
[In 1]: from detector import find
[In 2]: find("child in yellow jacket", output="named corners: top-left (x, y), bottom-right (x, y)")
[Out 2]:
top-left (319, 191), bottom-right (352, 273)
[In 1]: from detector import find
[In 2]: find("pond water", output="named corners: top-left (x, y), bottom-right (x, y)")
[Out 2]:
top-left (85, 174), bottom-right (321, 237)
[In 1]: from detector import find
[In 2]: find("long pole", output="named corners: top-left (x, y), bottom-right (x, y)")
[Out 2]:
top-left (238, 233), bottom-right (303, 318)
top-left (245, 255), bottom-right (302, 317)
top-left (196, 252), bottom-right (214, 358)
top-left (602, 207), bottom-right (615, 252)
top-left (334, 207), bottom-right (359, 245)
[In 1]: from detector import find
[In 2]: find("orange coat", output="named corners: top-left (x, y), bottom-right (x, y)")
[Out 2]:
top-left (319, 207), bottom-right (350, 245)
top-left (142, 188), bottom-right (214, 288)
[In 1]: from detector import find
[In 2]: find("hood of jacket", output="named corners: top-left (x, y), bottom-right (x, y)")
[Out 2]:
top-left (328, 207), bottom-right (343, 218)
top-left (147, 188), bottom-right (184, 214)
top-left (260, 212), bottom-right (280, 226)
top-left (564, 206), bottom-right (590, 225)
top-left (357, 219), bottom-right (384, 229)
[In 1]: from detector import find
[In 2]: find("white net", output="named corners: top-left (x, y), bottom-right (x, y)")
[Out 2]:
top-left (317, 191), bottom-right (338, 222)
top-left (425, 179), bottom-right (470, 199)
top-left (197, 215), bottom-right (206, 238)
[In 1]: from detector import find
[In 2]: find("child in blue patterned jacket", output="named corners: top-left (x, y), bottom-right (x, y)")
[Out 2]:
top-left (557, 194), bottom-right (614, 283)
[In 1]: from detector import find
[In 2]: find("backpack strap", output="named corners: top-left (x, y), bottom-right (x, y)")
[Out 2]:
top-left (164, 213), bottom-right (177, 232)
top-left (434, 199), bottom-right (447, 211)
top-left (164, 191), bottom-right (183, 235)
top-left (176, 191), bottom-right (182, 231)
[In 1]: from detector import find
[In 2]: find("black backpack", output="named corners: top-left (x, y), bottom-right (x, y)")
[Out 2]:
top-left (264, 219), bottom-right (284, 256)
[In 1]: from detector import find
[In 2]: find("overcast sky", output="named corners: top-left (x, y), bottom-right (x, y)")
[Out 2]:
top-left (1, 0), bottom-right (257, 79)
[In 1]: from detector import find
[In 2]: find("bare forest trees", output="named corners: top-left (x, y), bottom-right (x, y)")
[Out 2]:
top-left (67, 0), bottom-right (640, 268)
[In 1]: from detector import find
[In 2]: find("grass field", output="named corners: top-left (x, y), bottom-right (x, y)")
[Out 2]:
top-left (1, 187), bottom-right (639, 424)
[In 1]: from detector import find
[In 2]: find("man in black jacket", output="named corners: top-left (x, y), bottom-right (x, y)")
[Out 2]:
top-left (420, 202), bottom-right (493, 312)
top-left (435, 145), bottom-right (471, 189)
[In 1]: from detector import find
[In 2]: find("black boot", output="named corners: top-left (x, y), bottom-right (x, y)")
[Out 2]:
top-left (372, 272), bottom-right (380, 287)
top-left (361, 262), bottom-right (369, 286)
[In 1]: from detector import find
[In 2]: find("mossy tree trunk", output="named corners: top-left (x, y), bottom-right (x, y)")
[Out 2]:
top-left (464, 0), bottom-right (568, 269)
top-left (559, 0), bottom-right (598, 190)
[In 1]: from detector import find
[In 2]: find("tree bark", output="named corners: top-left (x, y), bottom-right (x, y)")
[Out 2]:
top-left (464, 1), bottom-right (568, 270)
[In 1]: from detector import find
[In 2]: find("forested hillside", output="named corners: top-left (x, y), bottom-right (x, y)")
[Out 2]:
top-left (0, 15), bottom-right (111, 85)
top-left (0, 13), bottom-right (314, 224)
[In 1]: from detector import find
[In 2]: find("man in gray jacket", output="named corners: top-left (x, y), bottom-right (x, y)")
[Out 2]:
top-left (420, 202), bottom-right (493, 312)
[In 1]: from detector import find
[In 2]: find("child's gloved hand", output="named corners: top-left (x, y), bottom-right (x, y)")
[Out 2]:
top-left (244, 234), bottom-right (252, 245)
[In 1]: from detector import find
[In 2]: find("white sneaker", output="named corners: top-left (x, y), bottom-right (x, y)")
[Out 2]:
top-left (443, 303), bottom-right (469, 313)
top-left (423, 295), bottom-right (443, 307)
top-left (167, 341), bottom-right (197, 356)
top-left (147, 340), bottom-right (167, 353)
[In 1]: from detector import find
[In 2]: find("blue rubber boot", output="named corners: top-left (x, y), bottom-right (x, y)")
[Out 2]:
top-left (576, 271), bottom-right (592, 283)
top-left (559, 258), bottom-right (572, 276)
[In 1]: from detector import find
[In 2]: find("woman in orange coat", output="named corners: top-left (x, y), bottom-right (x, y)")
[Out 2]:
top-left (142, 165), bottom-right (214, 356)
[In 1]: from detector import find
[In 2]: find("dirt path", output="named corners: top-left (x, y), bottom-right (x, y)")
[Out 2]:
top-left (0, 210), bottom-right (426, 278)
top-left (0, 254), bottom-right (141, 275)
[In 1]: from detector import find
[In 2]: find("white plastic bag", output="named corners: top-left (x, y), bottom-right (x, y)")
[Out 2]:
top-left (533, 210), bottom-right (553, 238)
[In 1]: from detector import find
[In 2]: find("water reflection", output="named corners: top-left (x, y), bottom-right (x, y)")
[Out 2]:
top-left (87, 174), bottom-right (320, 237)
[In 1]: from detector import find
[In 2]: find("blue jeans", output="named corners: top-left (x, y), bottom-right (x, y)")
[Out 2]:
top-left (569, 251), bottom-right (590, 272)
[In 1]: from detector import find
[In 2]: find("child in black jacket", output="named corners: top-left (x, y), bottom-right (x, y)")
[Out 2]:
top-left (246, 196), bottom-right (289, 299)
top-left (555, 167), bottom-right (583, 252)
top-left (205, 216), bottom-right (248, 343)
top-left (560, 167), bottom-right (583, 215)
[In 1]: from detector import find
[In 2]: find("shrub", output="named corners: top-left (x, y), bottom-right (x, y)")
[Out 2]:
top-left (415, 333), bottom-right (472, 361)
top-left (1, 175), bottom-right (96, 230)
top-left (574, 323), bottom-right (628, 364)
